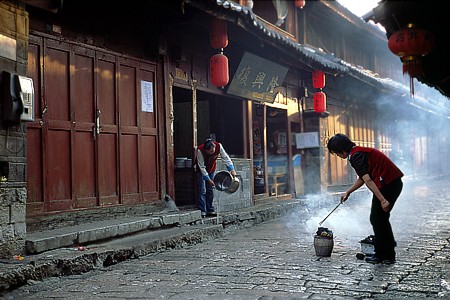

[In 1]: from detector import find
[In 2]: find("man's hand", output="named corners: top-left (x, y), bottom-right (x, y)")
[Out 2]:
top-left (340, 191), bottom-right (350, 203)
top-left (381, 200), bottom-right (391, 212)
top-left (208, 179), bottom-right (215, 188)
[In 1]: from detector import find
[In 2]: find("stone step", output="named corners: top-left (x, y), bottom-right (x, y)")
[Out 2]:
top-left (25, 210), bottom-right (202, 254)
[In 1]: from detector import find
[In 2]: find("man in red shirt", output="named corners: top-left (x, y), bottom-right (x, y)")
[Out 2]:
top-left (327, 133), bottom-right (403, 264)
top-left (195, 139), bottom-right (236, 218)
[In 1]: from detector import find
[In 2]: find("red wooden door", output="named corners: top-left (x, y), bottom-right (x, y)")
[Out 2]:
top-left (96, 53), bottom-right (120, 206)
top-left (26, 34), bottom-right (160, 216)
top-left (117, 58), bottom-right (159, 204)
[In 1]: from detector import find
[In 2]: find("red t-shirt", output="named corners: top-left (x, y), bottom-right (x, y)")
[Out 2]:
top-left (349, 146), bottom-right (404, 189)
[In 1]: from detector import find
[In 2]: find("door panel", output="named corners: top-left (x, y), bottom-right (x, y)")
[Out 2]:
top-left (44, 41), bottom-right (72, 211)
top-left (26, 39), bottom-right (44, 215)
top-left (118, 61), bottom-right (139, 203)
top-left (98, 59), bottom-right (117, 125)
top-left (98, 133), bottom-right (118, 205)
top-left (26, 129), bottom-right (43, 213)
top-left (73, 53), bottom-right (95, 122)
top-left (74, 131), bottom-right (96, 208)
top-left (120, 134), bottom-right (139, 204)
top-left (73, 50), bottom-right (96, 208)
top-left (141, 135), bottom-right (158, 200)
top-left (97, 57), bottom-right (119, 205)
top-left (46, 130), bottom-right (71, 211)
top-left (119, 63), bottom-right (137, 127)
top-left (139, 65), bottom-right (158, 200)
top-left (45, 44), bottom-right (70, 121)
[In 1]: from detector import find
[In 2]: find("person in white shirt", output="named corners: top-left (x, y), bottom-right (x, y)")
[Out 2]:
top-left (195, 138), bottom-right (236, 218)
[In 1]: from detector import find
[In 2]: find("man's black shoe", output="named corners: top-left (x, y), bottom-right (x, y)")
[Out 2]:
top-left (365, 255), bottom-right (396, 264)
top-left (206, 212), bottom-right (217, 217)
top-left (382, 258), bottom-right (396, 264)
top-left (365, 256), bottom-right (381, 264)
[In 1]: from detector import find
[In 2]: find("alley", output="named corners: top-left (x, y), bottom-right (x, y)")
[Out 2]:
top-left (3, 177), bottom-right (450, 299)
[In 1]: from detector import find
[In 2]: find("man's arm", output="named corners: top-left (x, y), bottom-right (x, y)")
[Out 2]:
top-left (219, 143), bottom-right (236, 176)
top-left (361, 174), bottom-right (391, 212)
top-left (341, 177), bottom-right (364, 203)
top-left (196, 149), bottom-right (211, 181)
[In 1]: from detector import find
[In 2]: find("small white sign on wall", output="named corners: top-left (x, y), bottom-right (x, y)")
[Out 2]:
top-left (295, 132), bottom-right (319, 149)
top-left (141, 80), bottom-right (154, 112)
top-left (0, 34), bottom-right (16, 61)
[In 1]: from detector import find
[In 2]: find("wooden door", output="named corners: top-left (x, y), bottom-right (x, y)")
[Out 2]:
top-left (26, 34), bottom-right (160, 216)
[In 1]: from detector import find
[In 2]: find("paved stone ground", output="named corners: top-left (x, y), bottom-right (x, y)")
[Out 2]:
top-left (2, 177), bottom-right (450, 299)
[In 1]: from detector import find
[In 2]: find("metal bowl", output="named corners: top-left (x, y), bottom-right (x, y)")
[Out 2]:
top-left (213, 171), bottom-right (240, 194)
top-left (225, 175), bottom-right (240, 194)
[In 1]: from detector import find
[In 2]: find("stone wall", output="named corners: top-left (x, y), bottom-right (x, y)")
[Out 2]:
top-left (0, 1), bottom-right (29, 258)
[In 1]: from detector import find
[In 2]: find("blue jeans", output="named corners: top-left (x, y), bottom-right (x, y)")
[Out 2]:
top-left (197, 171), bottom-right (215, 214)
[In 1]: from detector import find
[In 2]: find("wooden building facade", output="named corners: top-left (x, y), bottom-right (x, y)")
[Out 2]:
top-left (0, 0), bottom-right (449, 257)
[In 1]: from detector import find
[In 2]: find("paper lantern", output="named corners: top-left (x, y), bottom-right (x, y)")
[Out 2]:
top-left (312, 70), bottom-right (325, 89)
top-left (314, 91), bottom-right (326, 113)
top-left (295, 0), bottom-right (305, 9)
top-left (210, 53), bottom-right (229, 87)
top-left (388, 24), bottom-right (435, 95)
top-left (210, 19), bottom-right (228, 49)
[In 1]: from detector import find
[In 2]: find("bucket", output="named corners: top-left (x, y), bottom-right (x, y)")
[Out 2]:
top-left (359, 235), bottom-right (375, 255)
top-left (314, 235), bottom-right (334, 257)
top-left (360, 242), bottom-right (375, 255)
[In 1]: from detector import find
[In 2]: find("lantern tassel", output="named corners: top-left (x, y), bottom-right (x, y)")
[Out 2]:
top-left (402, 57), bottom-right (423, 78)
top-left (402, 57), bottom-right (423, 97)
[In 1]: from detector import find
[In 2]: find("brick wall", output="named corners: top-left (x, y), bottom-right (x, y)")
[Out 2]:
top-left (0, 1), bottom-right (29, 258)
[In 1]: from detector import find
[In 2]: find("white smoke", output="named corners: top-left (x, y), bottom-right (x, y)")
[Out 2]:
top-left (286, 193), bottom-right (373, 249)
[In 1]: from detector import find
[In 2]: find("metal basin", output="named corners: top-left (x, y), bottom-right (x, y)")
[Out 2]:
top-left (213, 171), bottom-right (240, 194)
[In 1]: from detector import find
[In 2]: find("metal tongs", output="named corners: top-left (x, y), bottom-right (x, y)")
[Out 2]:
top-left (318, 202), bottom-right (342, 226)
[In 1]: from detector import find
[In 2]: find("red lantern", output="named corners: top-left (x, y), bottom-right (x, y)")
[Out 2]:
top-left (313, 91), bottom-right (326, 113)
top-left (210, 53), bottom-right (229, 87)
top-left (312, 70), bottom-right (325, 89)
top-left (210, 19), bottom-right (228, 49)
top-left (388, 24), bottom-right (435, 96)
top-left (295, 0), bottom-right (305, 9)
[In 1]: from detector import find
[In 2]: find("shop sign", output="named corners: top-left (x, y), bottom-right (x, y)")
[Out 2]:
top-left (227, 52), bottom-right (288, 103)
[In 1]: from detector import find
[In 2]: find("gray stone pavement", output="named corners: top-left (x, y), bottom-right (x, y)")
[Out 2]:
top-left (2, 176), bottom-right (450, 299)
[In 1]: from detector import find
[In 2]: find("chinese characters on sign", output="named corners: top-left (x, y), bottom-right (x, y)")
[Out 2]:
top-left (227, 52), bottom-right (289, 103)
top-left (141, 80), bottom-right (154, 113)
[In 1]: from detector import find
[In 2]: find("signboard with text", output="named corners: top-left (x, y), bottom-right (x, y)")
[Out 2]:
top-left (295, 132), bottom-right (320, 149)
top-left (227, 52), bottom-right (289, 103)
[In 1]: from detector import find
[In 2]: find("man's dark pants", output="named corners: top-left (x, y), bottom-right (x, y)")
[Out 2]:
top-left (370, 178), bottom-right (403, 260)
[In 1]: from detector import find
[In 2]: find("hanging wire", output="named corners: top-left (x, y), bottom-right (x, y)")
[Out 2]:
top-left (6, 123), bottom-right (25, 154)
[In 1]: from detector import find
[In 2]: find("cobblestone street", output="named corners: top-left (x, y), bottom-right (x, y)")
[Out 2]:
top-left (3, 177), bottom-right (450, 299)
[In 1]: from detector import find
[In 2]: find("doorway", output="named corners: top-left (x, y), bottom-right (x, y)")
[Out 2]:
top-left (173, 87), bottom-right (195, 208)
top-left (266, 106), bottom-right (288, 196)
